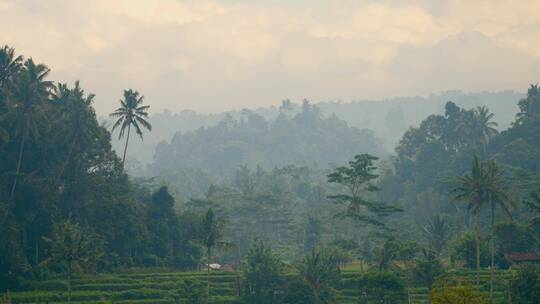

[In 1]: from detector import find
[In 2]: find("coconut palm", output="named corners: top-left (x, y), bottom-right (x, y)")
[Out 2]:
top-left (52, 81), bottom-right (96, 181)
top-left (452, 156), bottom-right (489, 287)
top-left (452, 156), bottom-right (513, 301)
top-left (0, 45), bottom-right (22, 86)
top-left (199, 208), bottom-right (224, 303)
top-left (109, 89), bottom-right (151, 168)
top-left (6, 58), bottom-right (52, 198)
top-left (483, 160), bottom-right (513, 303)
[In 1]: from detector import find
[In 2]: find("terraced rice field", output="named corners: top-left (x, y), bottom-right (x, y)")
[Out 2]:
top-left (4, 268), bottom-right (513, 303)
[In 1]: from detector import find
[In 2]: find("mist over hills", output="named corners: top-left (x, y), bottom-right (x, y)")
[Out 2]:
top-left (109, 89), bottom-right (523, 170)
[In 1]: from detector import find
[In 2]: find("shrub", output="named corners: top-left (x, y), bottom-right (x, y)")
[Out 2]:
top-left (357, 272), bottom-right (406, 304)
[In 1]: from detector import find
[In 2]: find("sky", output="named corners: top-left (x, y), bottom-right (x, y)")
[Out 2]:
top-left (1, 0), bottom-right (540, 115)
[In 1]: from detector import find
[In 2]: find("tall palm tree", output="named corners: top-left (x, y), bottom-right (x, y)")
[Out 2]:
top-left (200, 208), bottom-right (223, 303)
top-left (484, 161), bottom-right (513, 303)
top-left (452, 156), bottom-right (513, 302)
top-left (6, 58), bottom-right (52, 198)
top-left (0, 45), bottom-right (22, 86)
top-left (52, 81), bottom-right (96, 181)
top-left (451, 155), bottom-right (488, 288)
top-left (473, 106), bottom-right (499, 151)
top-left (110, 89), bottom-right (151, 168)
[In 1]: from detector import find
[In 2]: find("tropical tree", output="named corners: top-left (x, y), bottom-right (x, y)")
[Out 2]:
top-left (0, 45), bottom-right (22, 86)
top-left (483, 160), bottom-right (513, 302)
top-left (42, 219), bottom-right (104, 304)
top-left (422, 215), bottom-right (448, 257)
top-left (199, 208), bottom-right (223, 302)
top-left (5, 58), bottom-right (52, 198)
top-left (298, 250), bottom-right (341, 304)
top-left (451, 156), bottom-right (488, 287)
top-left (52, 81), bottom-right (96, 181)
top-left (414, 248), bottom-right (445, 301)
top-left (110, 89), bottom-right (151, 167)
top-left (241, 240), bottom-right (283, 304)
top-left (451, 156), bottom-right (513, 301)
top-left (327, 154), bottom-right (401, 230)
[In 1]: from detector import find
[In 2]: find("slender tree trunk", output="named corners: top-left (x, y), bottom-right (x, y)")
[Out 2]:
top-left (475, 211), bottom-right (481, 289)
top-left (57, 132), bottom-right (78, 183)
top-left (121, 124), bottom-right (131, 168)
top-left (490, 202), bottom-right (495, 303)
top-left (67, 265), bottom-right (72, 304)
top-left (207, 247), bottom-right (211, 304)
top-left (10, 130), bottom-right (27, 199)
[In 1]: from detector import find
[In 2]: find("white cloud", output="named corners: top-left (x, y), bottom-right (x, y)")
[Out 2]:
top-left (1, 0), bottom-right (539, 114)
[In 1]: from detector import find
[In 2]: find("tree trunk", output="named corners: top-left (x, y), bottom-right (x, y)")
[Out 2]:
top-left (490, 202), bottom-right (495, 303)
top-left (475, 211), bottom-right (481, 289)
top-left (57, 132), bottom-right (78, 184)
top-left (121, 124), bottom-right (131, 168)
top-left (207, 247), bottom-right (211, 304)
top-left (67, 265), bottom-right (72, 304)
top-left (10, 130), bottom-right (27, 199)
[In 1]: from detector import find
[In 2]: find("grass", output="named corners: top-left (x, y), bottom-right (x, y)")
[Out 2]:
top-left (3, 267), bottom-right (514, 304)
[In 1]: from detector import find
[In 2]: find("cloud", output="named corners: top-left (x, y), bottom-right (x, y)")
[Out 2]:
top-left (1, 0), bottom-right (539, 114)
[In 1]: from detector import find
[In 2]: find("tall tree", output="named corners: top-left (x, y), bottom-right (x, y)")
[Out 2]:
top-left (5, 58), bottom-right (52, 198)
top-left (52, 81), bottom-right (96, 181)
top-left (452, 156), bottom-right (486, 287)
top-left (199, 208), bottom-right (223, 303)
top-left (451, 156), bottom-right (513, 301)
top-left (327, 154), bottom-right (401, 229)
top-left (110, 89), bottom-right (151, 168)
top-left (483, 160), bottom-right (513, 303)
top-left (0, 45), bottom-right (22, 86)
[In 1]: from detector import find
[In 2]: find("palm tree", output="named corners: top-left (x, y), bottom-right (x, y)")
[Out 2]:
top-left (452, 156), bottom-right (513, 302)
top-left (52, 81), bottom-right (96, 181)
top-left (200, 208), bottom-right (223, 303)
top-left (110, 89), bottom-right (151, 168)
top-left (473, 106), bottom-right (499, 151)
top-left (452, 155), bottom-right (488, 288)
top-left (422, 215), bottom-right (448, 258)
top-left (0, 45), bottom-right (22, 86)
top-left (6, 58), bottom-right (52, 198)
top-left (483, 161), bottom-right (513, 303)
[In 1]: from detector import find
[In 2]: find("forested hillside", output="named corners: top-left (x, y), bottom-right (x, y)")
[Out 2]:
top-left (111, 90), bottom-right (522, 167)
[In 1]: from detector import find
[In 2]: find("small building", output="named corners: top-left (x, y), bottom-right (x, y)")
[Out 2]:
top-left (504, 253), bottom-right (540, 267)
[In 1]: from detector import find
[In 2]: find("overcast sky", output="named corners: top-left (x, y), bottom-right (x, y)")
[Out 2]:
top-left (1, 0), bottom-right (539, 115)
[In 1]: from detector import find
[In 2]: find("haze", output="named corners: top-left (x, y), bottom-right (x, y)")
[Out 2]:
top-left (2, 0), bottom-right (539, 115)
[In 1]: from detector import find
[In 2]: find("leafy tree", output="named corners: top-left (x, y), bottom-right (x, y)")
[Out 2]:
top-left (451, 156), bottom-right (513, 297)
top-left (241, 240), bottom-right (283, 304)
top-left (357, 272), bottom-right (407, 304)
top-left (297, 250), bottom-right (341, 304)
top-left (41, 219), bottom-right (104, 304)
top-left (5, 58), bottom-right (52, 198)
top-left (110, 89), bottom-right (151, 167)
top-left (449, 231), bottom-right (489, 270)
top-left (304, 215), bottom-right (321, 253)
top-left (327, 153), bottom-right (401, 229)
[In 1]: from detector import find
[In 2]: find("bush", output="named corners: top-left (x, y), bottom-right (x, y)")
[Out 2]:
top-left (431, 281), bottom-right (488, 304)
top-left (357, 272), bottom-right (407, 304)
top-left (509, 268), bottom-right (540, 304)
